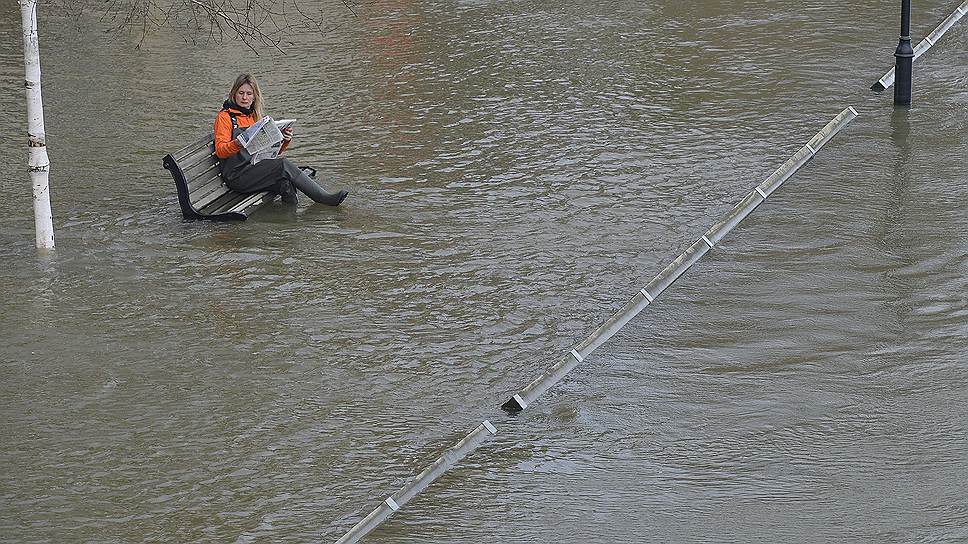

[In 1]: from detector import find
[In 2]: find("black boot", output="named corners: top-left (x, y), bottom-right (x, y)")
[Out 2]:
top-left (278, 179), bottom-right (298, 204)
top-left (287, 162), bottom-right (348, 206)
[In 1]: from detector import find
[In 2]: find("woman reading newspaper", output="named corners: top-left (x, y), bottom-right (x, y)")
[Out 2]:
top-left (214, 73), bottom-right (348, 206)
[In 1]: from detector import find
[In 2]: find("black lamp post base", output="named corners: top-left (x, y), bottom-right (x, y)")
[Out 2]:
top-left (894, 0), bottom-right (914, 105)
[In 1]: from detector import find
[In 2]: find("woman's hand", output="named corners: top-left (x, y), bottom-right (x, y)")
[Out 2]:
top-left (282, 126), bottom-right (294, 141)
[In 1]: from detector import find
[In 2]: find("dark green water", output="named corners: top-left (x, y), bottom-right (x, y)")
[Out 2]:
top-left (1, 1), bottom-right (966, 542)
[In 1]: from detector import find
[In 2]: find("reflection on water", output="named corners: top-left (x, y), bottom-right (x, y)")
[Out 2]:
top-left (1, 1), bottom-right (966, 542)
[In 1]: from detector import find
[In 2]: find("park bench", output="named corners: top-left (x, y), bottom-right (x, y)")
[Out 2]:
top-left (163, 133), bottom-right (275, 221)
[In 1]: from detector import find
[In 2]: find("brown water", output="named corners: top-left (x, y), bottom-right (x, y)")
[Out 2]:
top-left (1, 1), bottom-right (967, 542)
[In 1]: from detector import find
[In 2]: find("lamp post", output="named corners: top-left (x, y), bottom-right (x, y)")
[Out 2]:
top-left (894, 0), bottom-right (914, 106)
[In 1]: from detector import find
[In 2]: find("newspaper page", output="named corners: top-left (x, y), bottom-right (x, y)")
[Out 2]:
top-left (275, 119), bottom-right (296, 131)
top-left (237, 116), bottom-right (295, 164)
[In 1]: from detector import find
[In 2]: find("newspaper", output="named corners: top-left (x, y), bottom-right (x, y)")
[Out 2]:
top-left (236, 117), bottom-right (297, 164)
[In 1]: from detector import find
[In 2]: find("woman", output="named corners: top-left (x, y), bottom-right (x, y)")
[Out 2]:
top-left (214, 73), bottom-right (347, 206)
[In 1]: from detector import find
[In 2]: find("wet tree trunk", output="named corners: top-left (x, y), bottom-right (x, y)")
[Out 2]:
top-left (20, 0), bottom-right (54, 251)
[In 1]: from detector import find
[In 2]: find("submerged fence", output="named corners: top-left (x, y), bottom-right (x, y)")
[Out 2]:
top-left (331, 106), bottom-right (858, 543)
top-left (872, 0), bottom-right (968, 91)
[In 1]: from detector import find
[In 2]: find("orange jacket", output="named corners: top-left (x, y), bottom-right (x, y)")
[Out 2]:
top-left (214, 106), bottom-right (290, 159)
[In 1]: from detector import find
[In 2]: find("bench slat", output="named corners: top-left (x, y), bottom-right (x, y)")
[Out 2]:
top-left (227, 192), bottom-right (272, 214)
top-left (193, 184), bottom-right (235, 211)
top-left (191, 187), bottom-right (232, 212)
top-left (198, 191), bottom-right (243, 214)
top-left (183, 160), bottom-right (220, 186)
top-left (179, 145), bottom-right (217, 173)
top-left (188, 172), bottom-right (224, 197)
top-left (173, 134), bottom-right (215, 162)
top-left (200, 190), bottom-right (262, 215)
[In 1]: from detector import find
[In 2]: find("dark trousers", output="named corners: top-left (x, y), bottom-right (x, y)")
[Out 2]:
top-left (224, 157), bottom-right (305, 199)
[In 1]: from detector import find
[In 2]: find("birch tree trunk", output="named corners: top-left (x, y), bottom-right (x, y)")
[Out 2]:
top-left (20, 0), bottom-right (54, 250)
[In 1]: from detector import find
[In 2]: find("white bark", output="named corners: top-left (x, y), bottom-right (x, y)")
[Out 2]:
top-left (20, 0), bottom-right (54, 251)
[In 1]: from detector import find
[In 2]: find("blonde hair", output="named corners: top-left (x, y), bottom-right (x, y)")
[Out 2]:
top-left (228, 73), bottom-right (264, 120)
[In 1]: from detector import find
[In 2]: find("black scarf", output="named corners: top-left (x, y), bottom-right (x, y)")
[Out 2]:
top-left (222, 100), bottom-right (253, 116)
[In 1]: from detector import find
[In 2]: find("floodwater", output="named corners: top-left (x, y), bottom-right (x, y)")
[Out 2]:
top-left (1, 1), bottom-right (966, 542)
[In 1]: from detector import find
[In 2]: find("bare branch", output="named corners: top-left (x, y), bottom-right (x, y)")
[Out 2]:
top-left (41, 0), bottom-right (352, 53)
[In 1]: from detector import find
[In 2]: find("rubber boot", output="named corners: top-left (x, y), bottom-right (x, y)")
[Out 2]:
top-left (278, 179), bottom-right (298, 204)
top-left (290, 166), bottom-right (348, 206)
